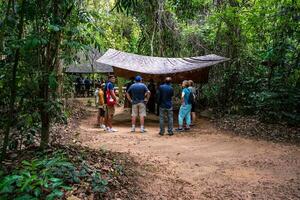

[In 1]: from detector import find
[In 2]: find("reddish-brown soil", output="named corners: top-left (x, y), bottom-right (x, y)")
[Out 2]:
top-left (76, 106), bottom-right (300, 199)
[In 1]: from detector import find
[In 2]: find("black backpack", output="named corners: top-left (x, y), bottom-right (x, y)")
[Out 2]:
top-left (188, 90), bottom-right (195, 105)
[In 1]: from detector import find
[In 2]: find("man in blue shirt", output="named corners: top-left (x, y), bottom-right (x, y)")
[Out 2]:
top-left (126, 75), bottom-right (151, 133)
top-left (105, 75), bottom-right (118, 132)
top-left (158, 77), bottom-right (174, 136)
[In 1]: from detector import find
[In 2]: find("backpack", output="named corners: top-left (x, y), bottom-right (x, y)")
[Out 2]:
top-left (188, 90), bottom-right (195, 105)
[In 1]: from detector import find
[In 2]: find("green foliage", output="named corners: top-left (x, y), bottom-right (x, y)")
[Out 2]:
top-left (0, 0), bottom-right (105, 153)
top-left (1, 0), bottom-right (299, 163)
top-left (0, 154), bottom-right (72, 199)
top-left (0, 151), bottom-right (109, 199)
top-left (114, 0), bottom-right (299, 125)
top-left (197, 0), bottom-right (300, 125)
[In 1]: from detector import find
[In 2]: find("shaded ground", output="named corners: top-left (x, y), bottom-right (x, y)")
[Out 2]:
top-left (75, 104), bottom-right (300, 199)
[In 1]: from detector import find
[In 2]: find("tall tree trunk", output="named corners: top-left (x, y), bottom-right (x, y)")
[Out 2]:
top-left (39, 0), bottom-right (74, 149)
top-left (150, 23), bottom-right (156, 56)
top-left (39, 0), bottom-right (62, 149)
top-left (0, 0), bottom-right (26, 163)
top-left (55, 53), bottom-right (63, 97)
top-left (39, 79), bottom-right (50, 149)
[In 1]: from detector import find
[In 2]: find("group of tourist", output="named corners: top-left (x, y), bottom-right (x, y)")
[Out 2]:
top-left (75, 76), bottom-right (105, 97)
top-left (94, 75), bottom-right (196, 135)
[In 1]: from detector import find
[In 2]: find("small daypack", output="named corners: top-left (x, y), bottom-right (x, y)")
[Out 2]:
top-left (188, 90), bottom-right (195, 105)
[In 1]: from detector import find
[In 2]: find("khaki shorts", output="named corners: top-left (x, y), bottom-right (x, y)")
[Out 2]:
top-left (132, 103), bottom-right (146, 117)
top-left (106, 105), bottom-right (115, 116)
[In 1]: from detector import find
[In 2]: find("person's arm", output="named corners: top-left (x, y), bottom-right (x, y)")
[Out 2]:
top-left (111, 89), bottom-right (117, 101)
top-left (145, 91), bottom-right (151, 101)
top-left (126, 92), bottom-right (132, 103)
top-left (108, 83), bottom-right (117, 101)
top-left (126, 85), bottom-right (132, 103)
top-left (181, 90), bottom-right (185, 105)
top-left (144, 85), bottom-right (151, 102)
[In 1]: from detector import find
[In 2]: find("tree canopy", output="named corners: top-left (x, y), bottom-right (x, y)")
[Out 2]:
top-left (0, 0), bottom-right (299, 161)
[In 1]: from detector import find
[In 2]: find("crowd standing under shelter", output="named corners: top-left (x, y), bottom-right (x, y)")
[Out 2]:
top-left (94, 74), bottom-right (197, 135)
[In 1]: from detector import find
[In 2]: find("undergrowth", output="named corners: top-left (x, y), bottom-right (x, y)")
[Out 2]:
top-left (0, 149), bottom-right (109, 200)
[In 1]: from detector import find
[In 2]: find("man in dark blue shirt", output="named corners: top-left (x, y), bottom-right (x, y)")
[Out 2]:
top-left (126, 76), bottom-right (151, 133)
top-left (158, 77), bottom-right (174, 135)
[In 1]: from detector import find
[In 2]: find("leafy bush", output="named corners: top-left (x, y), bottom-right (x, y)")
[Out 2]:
top-left (0, 151), bottom-right (108, 199)
top-left (201, 65), bottom-right (300, 125)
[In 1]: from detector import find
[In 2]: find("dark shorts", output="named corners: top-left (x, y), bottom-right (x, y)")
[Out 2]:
top-left (191, 102), bottom-right (196, 112)
top-left (98, 107), bottom-right (105, 117)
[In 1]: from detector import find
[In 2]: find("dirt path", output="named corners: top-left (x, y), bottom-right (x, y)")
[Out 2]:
top-left (76, 106), bottom-right (300, 199)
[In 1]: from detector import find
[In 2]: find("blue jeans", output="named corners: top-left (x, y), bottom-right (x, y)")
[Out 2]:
top-left (159, 107), bottom-right (173, 134)
top-left (178, 104), bottom-right (191, 127)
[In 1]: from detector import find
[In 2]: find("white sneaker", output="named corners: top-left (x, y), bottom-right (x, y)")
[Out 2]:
top-left (131, 127), bottom-right (135, 132)
top-left (140, 129), bottom-right (147, 133)
top-left (100, 124), bottom-right (106, 129)
top-left (110, 128), bottom-right (118, 132)
top-left (106, 127), bottom-right (111, 132)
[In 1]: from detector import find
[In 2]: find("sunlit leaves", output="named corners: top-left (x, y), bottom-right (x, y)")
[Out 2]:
top-left (113, 0), bottom-right (138, 14)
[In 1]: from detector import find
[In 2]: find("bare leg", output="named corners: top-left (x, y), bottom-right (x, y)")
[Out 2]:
top-left (97, 110), bottom-right (100, 126)
top-left (108, 115), bottom-right (113, 128)
top-left (191, 112), bottom-right (196, 124)
top-left (140, 116), bottom-right (144, 127)
top-left (100, 116), bottom-right (104, 126)
top-left (132, 116), bottom-right (136, 126)
top-left (104, 111), bottom-right (108, 127)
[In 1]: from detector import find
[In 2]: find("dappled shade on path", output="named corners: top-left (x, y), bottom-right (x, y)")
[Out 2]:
top-left (77, 106), bottom-right (300, 199)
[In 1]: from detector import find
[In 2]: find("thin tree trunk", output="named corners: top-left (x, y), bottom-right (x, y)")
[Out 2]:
top-left (150, 23), bottom-right (156, 56)
top-left (55, 56), bottom-right (63, 97)
top-left (39, 0), bottom-right (73, 149)
top-left (157, 0), bottom-right (164, 56)
top-left (39, 80), bottom-right (50, 149)
top-left (39, 0), bottom-right (60, 149)
top-left (0, 0), bottom-right (26, 163)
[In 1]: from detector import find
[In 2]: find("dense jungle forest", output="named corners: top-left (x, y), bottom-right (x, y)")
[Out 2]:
top-left (0, 0), bottom-right (299, 199)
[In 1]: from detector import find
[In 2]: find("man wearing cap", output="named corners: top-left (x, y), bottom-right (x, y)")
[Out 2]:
top-left (126, 76), bottom-right (151, 133)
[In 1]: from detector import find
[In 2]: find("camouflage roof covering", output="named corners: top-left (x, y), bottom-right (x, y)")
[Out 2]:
top-left (96, 49), bottom-right (229, 83)
top-left (65, 62), bottom-right (113, 74)
top-left (65, 49), bottom-right (113, 74)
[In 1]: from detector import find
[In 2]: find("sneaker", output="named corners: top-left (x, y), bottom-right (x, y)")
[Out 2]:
top-left (140, 129), bottom-right (147, 133)
top-left (106, 127), bottom-right (111, 132)
top-left (159, 132), bottom-right (164, 136)
top-left (110, 128), bottom-right (118, 132)
top-left (184, 127), bottom-right (190, 131)
top-left (168, 132), bottom-right (174, 136)
top-left (175, 128), bottom-right (184, 132)
top-left (131, 127), bottom-right (135, 132)
top-left (100, 124), bottom-right (106, 129)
